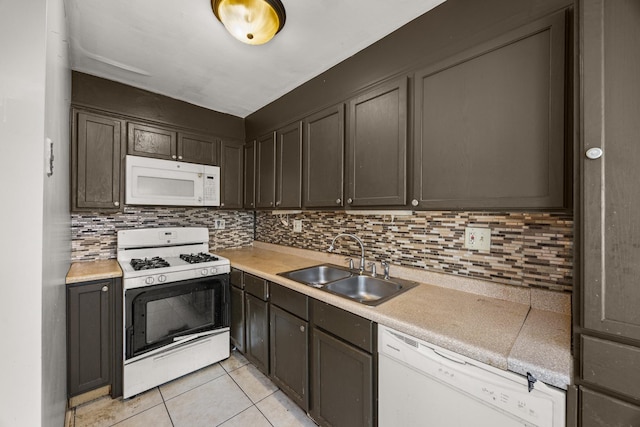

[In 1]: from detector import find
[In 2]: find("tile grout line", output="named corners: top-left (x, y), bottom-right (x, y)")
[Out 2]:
top-left (158, 387), bottom-right (176, 427)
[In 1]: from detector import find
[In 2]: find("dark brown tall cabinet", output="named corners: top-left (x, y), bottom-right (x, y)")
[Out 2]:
top-left (72, 110), bottom-right (124, 211)
top-left (577, 0), bottom-right (640, 424)
top-left (67, 278), bottom-right (123, 400)
top-left (303, 104), bottom-right (345, 208)
top-left (412, 11), bottom-right (568, 209)
top-left (346, 77), bottom-right (407, 207)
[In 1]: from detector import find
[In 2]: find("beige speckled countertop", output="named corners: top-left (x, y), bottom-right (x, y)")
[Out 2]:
top-left (66, 259), bottom-right (122, 284)
top-left (217, 242), bottom-right (572, 390)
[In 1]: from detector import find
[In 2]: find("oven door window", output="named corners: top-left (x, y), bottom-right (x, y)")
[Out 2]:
top-left (126, 277), bottom-right (228, 358)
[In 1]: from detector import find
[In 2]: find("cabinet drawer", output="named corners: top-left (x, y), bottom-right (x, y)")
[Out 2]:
top-left (230, 268), bottom-right (243, 289)
top-left (581, 335), bottom-right (640, 400)
top-left (271, 283), bottom-right (309, 320)
top-left (581, 387), bottom-right (640, 427)
top-left (312, 299), bottom-right (373, 353)
top-left (244, 273), bottom-right (269, 300)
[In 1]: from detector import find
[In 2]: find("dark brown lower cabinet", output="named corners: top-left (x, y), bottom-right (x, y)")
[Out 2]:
top-left (580, 388), bottom-right (640, 427)
top-left (230, 284), bottom-right (245, 353)
top-left (67, 278), bottom-right (122, 400)
top-left (245, 293), bottom-right (269, 374)
top-left (270, 305), bottom-right (309, 411)
top-left (311, 327), bottom-right (373, 427)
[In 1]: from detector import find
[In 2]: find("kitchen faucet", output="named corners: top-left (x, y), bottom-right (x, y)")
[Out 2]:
top-left (328, 233), bottom-right (366, 274)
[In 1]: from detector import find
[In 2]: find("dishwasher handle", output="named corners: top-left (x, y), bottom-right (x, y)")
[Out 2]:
top-left (431, 348), bottom-right (467, 365)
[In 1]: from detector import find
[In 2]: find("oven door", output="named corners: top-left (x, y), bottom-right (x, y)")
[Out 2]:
top-left (125, 274), bottom-right (229, 359)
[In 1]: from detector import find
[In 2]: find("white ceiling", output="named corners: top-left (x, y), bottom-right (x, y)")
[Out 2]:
top-left (65, 0), bottom-right (445, 118)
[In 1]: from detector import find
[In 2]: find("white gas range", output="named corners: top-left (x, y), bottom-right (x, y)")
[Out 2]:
top-left (117, 227), bottom-right (231, 399)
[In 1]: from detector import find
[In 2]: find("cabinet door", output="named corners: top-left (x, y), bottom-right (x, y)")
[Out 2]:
top-left (255, 132), bottom-right (276, 208)
top-left (67, 280), bottom-right (111, 397)
top-left (581, 388), bottom-right (640, 427)
top-left (230, 285), bottom-right (245, 353)
top-left (270, 305), bottom-right (309, 411)
top-left (177, 132), bottom-right (219, 165)
top-left (581, 0), bottom-right (640, 341)
top-left (73, 111), bottom-right (123, 211)
top-left (127, 122), bottom-right (176, 160)
top-left (245, 293), bottom-right (269, 374)
top-left (413, 11), bottom-right (567, 209)
top-left (244, 141), bottom-right (256, 209)
top-left (311, 327), bottom-right (373, 427)
top-left (347, 77), bottom-right (407, 206)
top-left (276, 122), bottom-right (302, 208)
top-left (303, 104), bottom-right (345, 208)
top-left (220, 140), bottom-right (244, 209)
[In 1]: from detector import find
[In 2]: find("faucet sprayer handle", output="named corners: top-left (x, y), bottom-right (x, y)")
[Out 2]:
top-left (345, 258), bottom-right (354, 269)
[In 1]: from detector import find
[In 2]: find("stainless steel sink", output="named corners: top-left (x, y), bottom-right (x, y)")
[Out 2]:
top-left (279, 264), bottom-right (351, 287)
top-left (278, 264), bottom-right (418, 305)
top-left (324, 275), bottom-right (415, 306)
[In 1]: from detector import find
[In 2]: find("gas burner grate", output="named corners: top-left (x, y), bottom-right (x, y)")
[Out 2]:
top-left (180, 252), bottom-right (220, 264)
top-left (130, 257), bottom-right (170, 271)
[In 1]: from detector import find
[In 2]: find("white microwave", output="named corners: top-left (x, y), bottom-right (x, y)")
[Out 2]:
top-left (125, 155), bottom-right (220, 207)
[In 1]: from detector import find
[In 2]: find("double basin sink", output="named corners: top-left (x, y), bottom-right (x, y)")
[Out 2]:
top-left (278, 264), bottom-right (418, 306)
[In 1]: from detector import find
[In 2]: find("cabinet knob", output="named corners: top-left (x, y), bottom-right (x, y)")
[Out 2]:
top-left (220, 202), bottom-right (225, 207)
top-left (114, 201), bottom-right (120, 207)
top-left (275, 201), bottom-right (281, 206)
top-left (172, 155), bottom-right (177, 159)
top-left (300, 325), bottom-right (305, 333)
top-left (336, 198), bottom-right (341, 204)
top-left (178, 155), bottom-right (183, 160)
top-left (101, 285), bottom-right (108, 292)
top-left (269, 201), bottom-right (273, 206)
top-left (411, 199), bottom-right (419, 207)
top-left (585, 147), bottom-right (603, 160)
top-left (347, 198), bottom-right (353, 204)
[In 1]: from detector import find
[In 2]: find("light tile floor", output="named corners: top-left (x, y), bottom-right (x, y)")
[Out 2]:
top-left (67, 351), bottom-right (318, 427)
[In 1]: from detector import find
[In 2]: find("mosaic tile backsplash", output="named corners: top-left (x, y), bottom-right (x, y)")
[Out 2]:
top-left (255, 211), bottom-right (573, 292)
top-left (72, 207), bottom-right (254, 261)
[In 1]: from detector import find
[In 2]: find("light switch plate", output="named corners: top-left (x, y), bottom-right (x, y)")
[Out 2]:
top-left (464, 227), bottom-right (491, 252)
top-left (293, 219), bottom-right (303, 233)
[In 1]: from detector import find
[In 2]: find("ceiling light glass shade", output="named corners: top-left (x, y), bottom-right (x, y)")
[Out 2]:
top-left (212, 0), bottom-right (286, 45)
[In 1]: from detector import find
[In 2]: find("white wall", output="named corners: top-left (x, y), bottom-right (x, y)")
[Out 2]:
top-left (42, 0), bottom-right (71, 424)
top-left (0, 0), bottom-right (70, 425)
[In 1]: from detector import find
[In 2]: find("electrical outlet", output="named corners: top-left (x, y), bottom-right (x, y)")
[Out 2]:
top-left (214, 219), bottom-right (225, 230)
top-left (293, 219), bottom-right (303, 233)
top-left (464, 227), bottom-right (491, 252)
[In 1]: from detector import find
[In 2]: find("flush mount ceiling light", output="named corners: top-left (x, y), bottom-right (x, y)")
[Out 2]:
top-left (212, 0), bottom-right (286, 45)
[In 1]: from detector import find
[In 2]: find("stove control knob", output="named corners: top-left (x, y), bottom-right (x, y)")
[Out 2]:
top-left (158, 275), bottom-right (167, 283)
top-left (209, 267), bottom-right (218, 275)
top-left (201, 269), bottom-right (208, 276)
top-left (145, 277), bottom-right (155, 285)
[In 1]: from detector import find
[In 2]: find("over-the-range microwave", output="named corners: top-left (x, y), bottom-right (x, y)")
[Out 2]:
top-left (125, 155), bottom-right (220, 207)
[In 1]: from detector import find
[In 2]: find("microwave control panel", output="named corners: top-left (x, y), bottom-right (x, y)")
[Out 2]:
top-left (203, 166), bottom-right (220, 206)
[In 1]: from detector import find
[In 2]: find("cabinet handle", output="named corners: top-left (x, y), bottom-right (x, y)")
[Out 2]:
top-left (101, 286), bottom-right (108, 292)
top-left (114, 201), bottom-right (120, 207)
top-left (585, 147), bottom-right (603, 159)
top-left (411, 199), bottom-right (418, 207)
top-left (172, 155), bottom-right (177, 159)
top-left (300, 325), bottom-right (305, 332)
top-left (276, 201), bottom-right (281, 206)
top-left (336, 198), bottom-right (341, 204)
top-left (178, 155), bottom-right (183, 160)
top-left (347, 198), bottom-right (353, 204)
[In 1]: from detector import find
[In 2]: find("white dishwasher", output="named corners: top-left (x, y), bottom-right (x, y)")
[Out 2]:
top-left (378, 325), bottom-right (565, 427)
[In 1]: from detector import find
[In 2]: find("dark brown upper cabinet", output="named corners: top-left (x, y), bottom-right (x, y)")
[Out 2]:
top-left (302, 104), bottom-right (345, 208)
top-left (177, 132), bottom-right (219, 166)
top-left (255, 132), bottom-right (277, 208)
top-left (275, 121), bottom-right (302, 209)
top-left (244, 141), bottom-right (256, 209)
top-left (412, 11), bottom-right (567, 210)
top-left (346, 77), bottom-right (408, 207)
top-left (127, 122), bottom-right (220, 166)
top-left (127, 122), bottom-right (176, 160)
top-left (72, 110), bottom-right (124, 211)
top-left (220, 140), bottom-right (244, 209)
